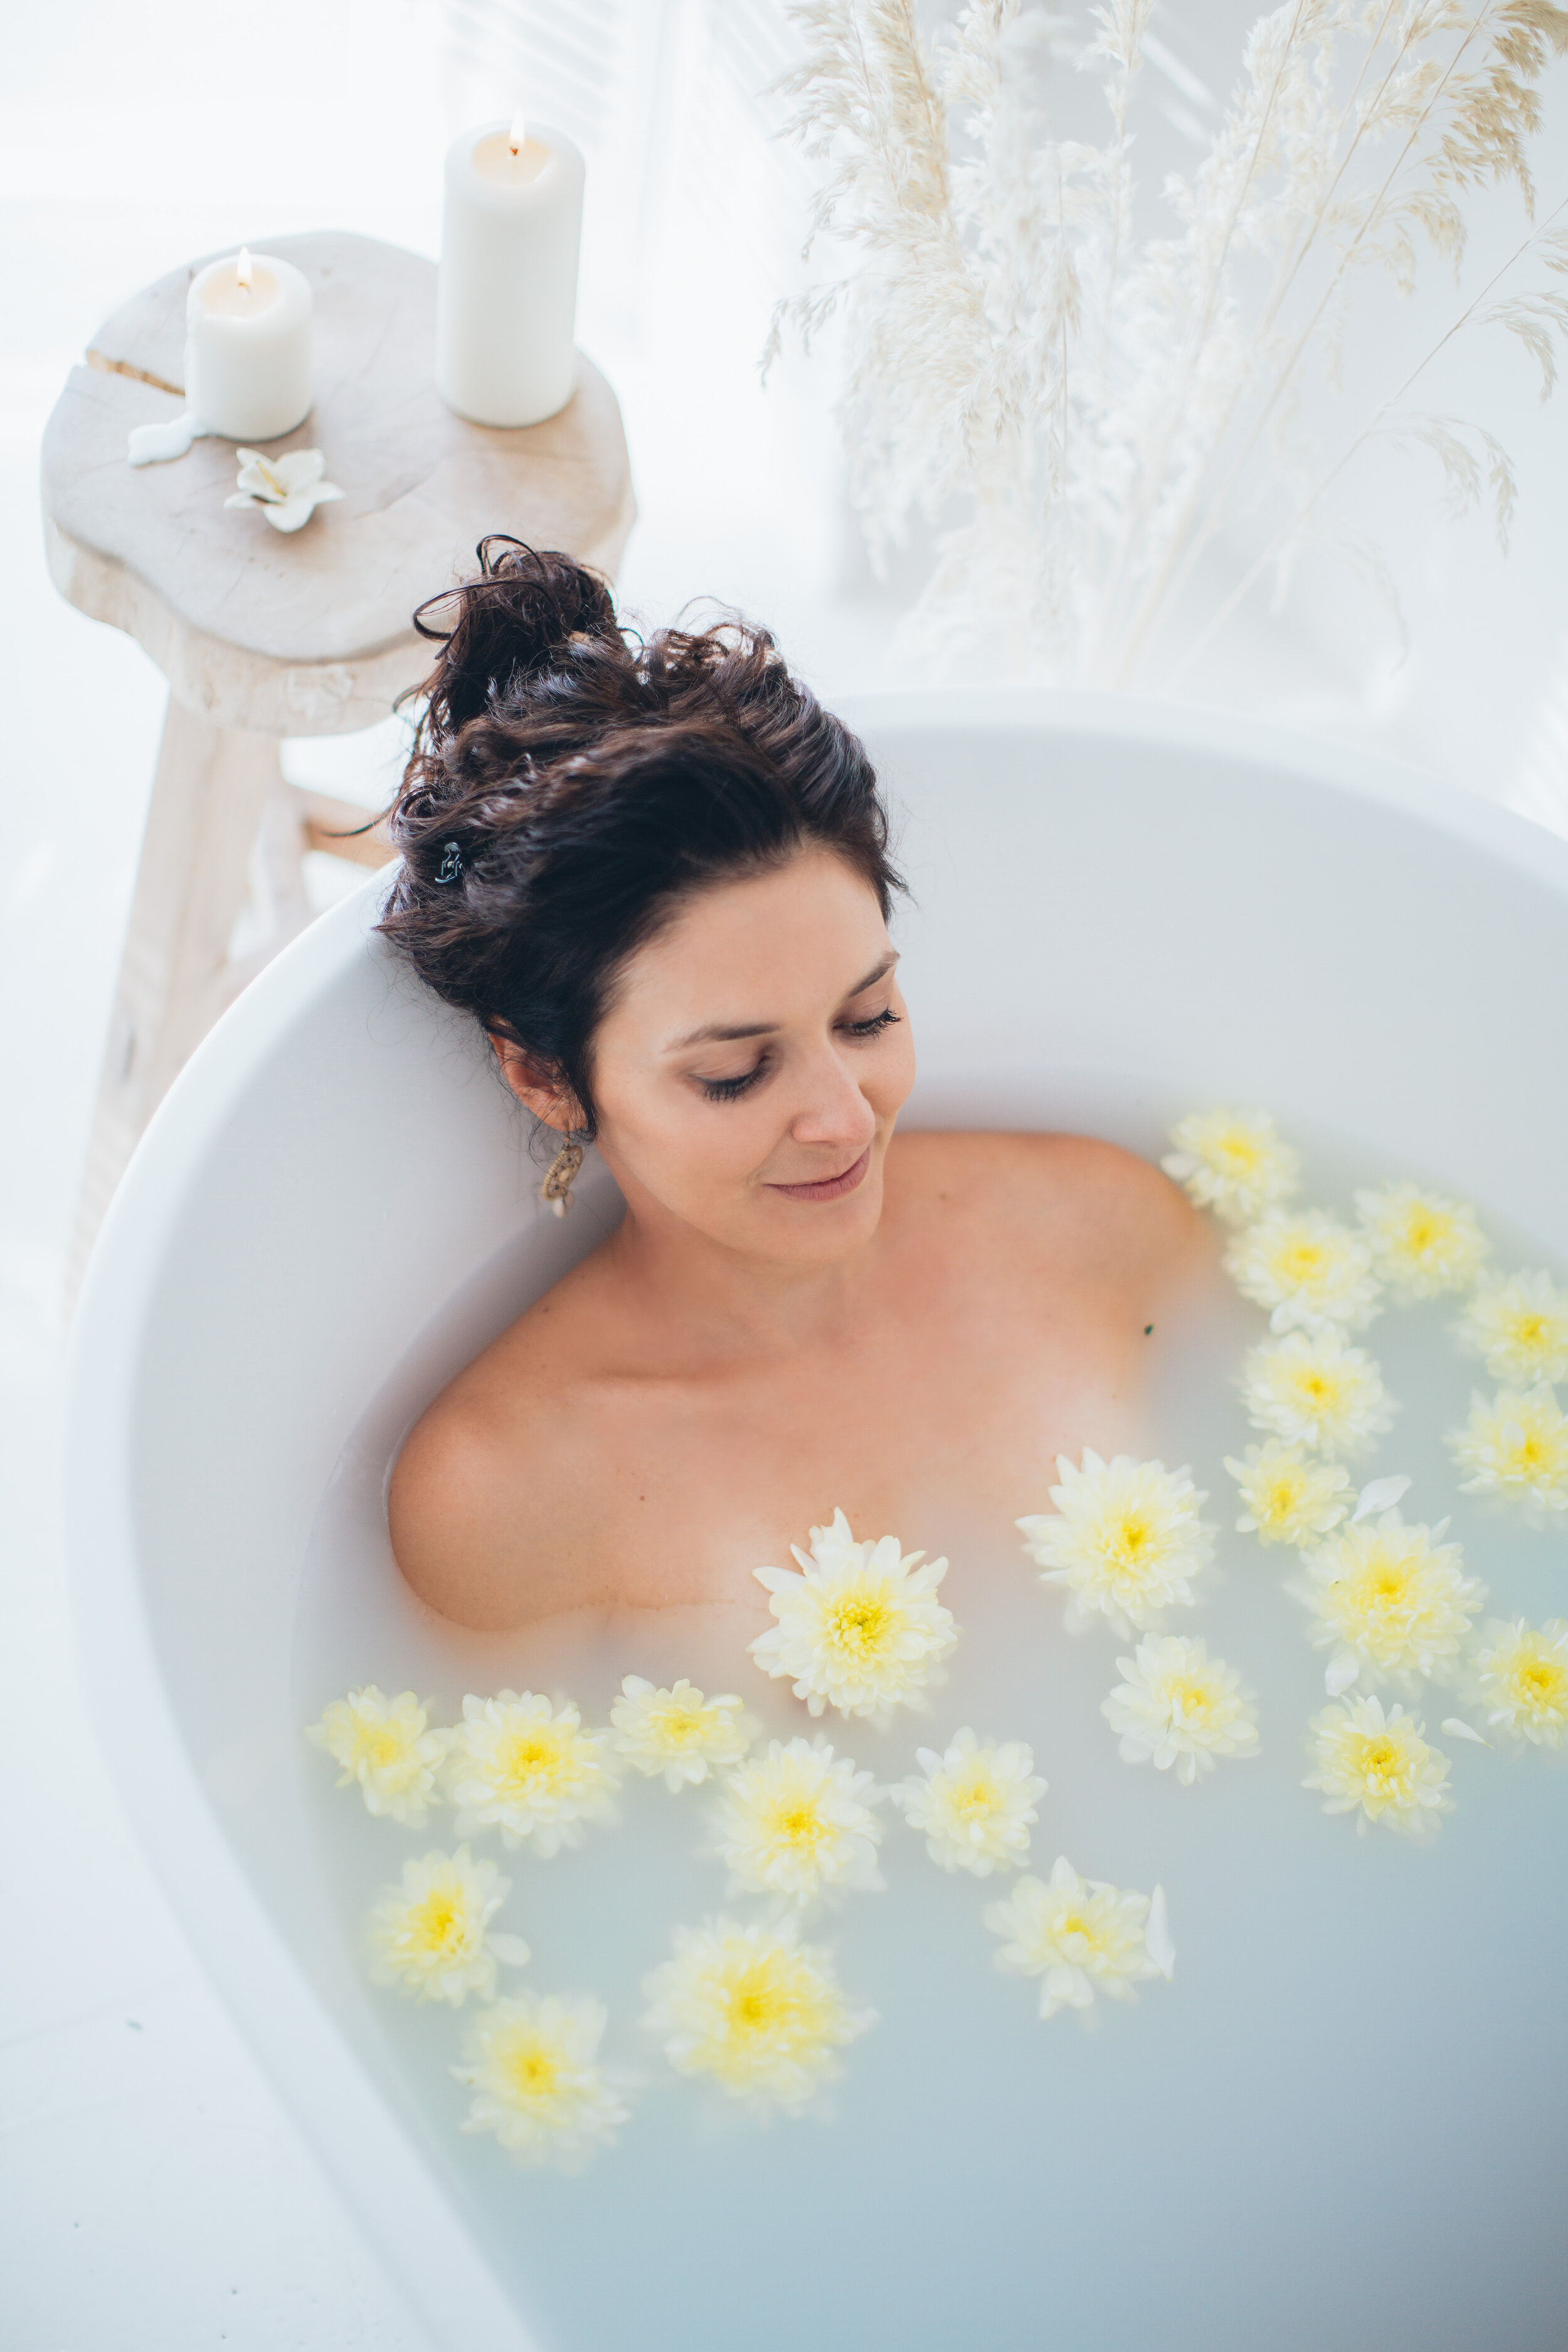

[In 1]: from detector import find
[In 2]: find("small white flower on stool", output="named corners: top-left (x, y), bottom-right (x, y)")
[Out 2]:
top-left (225, 446), bottom-right (344, 532)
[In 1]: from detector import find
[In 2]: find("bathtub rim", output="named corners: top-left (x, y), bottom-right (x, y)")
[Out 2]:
top-left (61, 686), bottom-right (1568, 2344)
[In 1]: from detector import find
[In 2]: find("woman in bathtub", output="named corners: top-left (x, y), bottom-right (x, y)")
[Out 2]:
top-left (383, 538), bottom-right (1211, 1634)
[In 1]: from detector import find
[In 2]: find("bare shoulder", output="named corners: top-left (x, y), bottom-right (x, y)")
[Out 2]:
top-left (886, 1127), bottom-right (1213, 1297)
top-left (387, 1273), bottom-right (612, 1631)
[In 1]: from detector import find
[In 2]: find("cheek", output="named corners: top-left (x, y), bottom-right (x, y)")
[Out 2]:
top-left (872, 1022), bottom-right (918, 1115)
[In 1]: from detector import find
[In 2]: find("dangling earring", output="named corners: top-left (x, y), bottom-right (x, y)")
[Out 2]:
top-left (541, 1136), bottom-right (585, 1218)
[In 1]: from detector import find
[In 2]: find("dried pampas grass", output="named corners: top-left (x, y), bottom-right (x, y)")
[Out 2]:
top-left (767, 0), bottom-right (1568, 683)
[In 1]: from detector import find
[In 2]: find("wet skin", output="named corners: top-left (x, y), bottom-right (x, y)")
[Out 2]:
top-left (389, 847), bottom-right (1215, 1636)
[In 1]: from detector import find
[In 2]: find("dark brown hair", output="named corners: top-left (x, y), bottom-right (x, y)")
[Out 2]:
top-left (377, 538), bottom-right (901, 1137)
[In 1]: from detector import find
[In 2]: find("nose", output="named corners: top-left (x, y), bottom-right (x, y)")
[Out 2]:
top-left (787, 1041), bottom-right (877, 1152)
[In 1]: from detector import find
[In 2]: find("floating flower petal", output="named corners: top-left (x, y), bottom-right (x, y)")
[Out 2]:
top-left (610, 1677), bottom-right (751, 1790)
top-left (1295, 1510), bottom-right (1484, 1694)
top-left (444, 1690), bottom-right (620, 1855)
top-left (1162, 1107), bottom-right (1300, 1226)
top-left (642, 1915), bottom-right (874, 2113)
top-left (305, 1684), bottom-right (448, 1826)
top-left (1354, 1180), bottom-right (1488, 1300)
top-left (1444, 1384), bottom-right (1568, 1526)
top-left (891, 1727), bottom-right (1046, 1875)
top-left (983, 1857), bottom-right (1168, 2021)
top-left (1225, 1439), bottom-right (1352, 1546)
top-left (1452, 1269), bottom-right (1568, 1389)
top-left (1237, 1330), bottom-right (1395, 1459)
top-left (366, 1846), bottom-right (529, 2007)
top-left (749, 1508), bottom-right (957, 1729)
top-left (453, 1991), bottom-right (628, 2169)
top-left (1101, 1634), bottom-right (1259, 1784)
top-left (712, 1736), bottom-right (884, 1907)
top-left (1018, 1449), bottom-right (1214, 1636)
top-left (1224, 1209), bottom-right (1382, 1335)
top-left (1466, 1617), bottom-right (1568, 1749)
top-left (1303, 1695), bottom-right (1453, 1836)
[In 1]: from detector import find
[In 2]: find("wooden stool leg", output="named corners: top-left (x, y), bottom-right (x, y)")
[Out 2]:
top-left (71, 696), bottom-right (284, 1298)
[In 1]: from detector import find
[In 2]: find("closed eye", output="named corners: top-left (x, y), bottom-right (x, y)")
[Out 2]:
top-left (843, 1006), bottom-right (901, 1040)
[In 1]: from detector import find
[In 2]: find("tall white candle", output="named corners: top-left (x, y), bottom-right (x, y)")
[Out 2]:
top-left (437, 116), bottom-right (585, 429)
top-left (184, 248), bottom-right (313, 441)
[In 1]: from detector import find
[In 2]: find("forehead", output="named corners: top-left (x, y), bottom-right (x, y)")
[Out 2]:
top-left (608, 849), bottom-right (892, 1041)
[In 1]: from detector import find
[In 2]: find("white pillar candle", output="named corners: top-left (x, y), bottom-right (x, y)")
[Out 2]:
top-left (184, 248), bottom-right (313, 442)
top-left (437, 116), bottom-right (585, 429)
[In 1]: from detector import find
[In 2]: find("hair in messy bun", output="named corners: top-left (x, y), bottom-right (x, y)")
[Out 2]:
top-left (378, 537), bottom-right (902, 1138)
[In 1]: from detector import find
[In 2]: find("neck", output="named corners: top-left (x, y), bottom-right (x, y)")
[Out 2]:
top-left (598, 1170), bottom-right (885, 1360)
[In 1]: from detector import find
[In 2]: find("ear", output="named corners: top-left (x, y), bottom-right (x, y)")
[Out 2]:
top-left (487, 1034), bottom-right (583, 1133)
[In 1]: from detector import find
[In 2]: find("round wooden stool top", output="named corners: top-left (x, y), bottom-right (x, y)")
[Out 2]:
top-left (41, 230), bottom-right (637, 736)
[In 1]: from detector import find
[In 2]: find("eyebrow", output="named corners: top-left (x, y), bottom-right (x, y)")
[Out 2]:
top-left (667, 951), bottom-right (899, 1052)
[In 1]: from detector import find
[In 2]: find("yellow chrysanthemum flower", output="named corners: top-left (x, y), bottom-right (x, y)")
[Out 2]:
top-left (1444, 1385), bottom-right (1568, 1526)
top-left (1237, 1331), bottom-right (1394, 1459)
top-left (1224, 1209), bottom-right (1382, 1335)
top-left (1161, 1108), bottom-right (1300, 1226)
top-left (305, 1685), bottom-right (448, 1828)
top-left (1466, 1618), bottom-right (1568, 1749)
top-left (453, 1991), bottom-right (628, 2169)
top-left (1101, 1634), bottom-right (1259, 1783)
top-left (1296, 1512), bottom-right (1485, 1693)
top-left (1354, 1180), bottom-right (1488, 1301)
top-left (366, 1846), bottom-right (529, 2006)
top-left (891, 1727), bottom-right (1046, 1877)
top-left (712, 1737), bottom-right (883, 1906)
top-left (642, 1916), bottom-right (874, 2113)
top-left (749, 1508), bottom-right (956, 1729)
top-left (1017, 1449), bottom-right (1214, 1636)
top-left (983, 1857), bottom-right (1172, 2021)
top-left (1303, 1695), bottom-right (1452, 1836)
top-left (444, 1691), bottom-right (619, 1855)
top-left (609, 1677), bottom-right (751, 1791)
top-left (1452, 1269), bottom-right (1568, 1389)
top-left (1224, 1439), bottom-right (1352, 1545)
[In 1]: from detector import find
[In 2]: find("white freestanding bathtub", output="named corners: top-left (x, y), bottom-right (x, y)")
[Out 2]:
top-left (65, 692), bottom-right (1568, 2351)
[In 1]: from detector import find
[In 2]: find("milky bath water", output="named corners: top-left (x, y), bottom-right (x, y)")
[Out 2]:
top-left (293, 1108), bottom-right (1568, 2352)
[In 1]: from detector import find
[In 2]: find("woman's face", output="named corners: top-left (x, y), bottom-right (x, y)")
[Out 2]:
top-left (539, 847), bottom-right (915, 1265)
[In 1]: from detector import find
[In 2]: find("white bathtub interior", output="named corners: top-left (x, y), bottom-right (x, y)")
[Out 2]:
top-left (66, 694), bottom-right (1568, 2352)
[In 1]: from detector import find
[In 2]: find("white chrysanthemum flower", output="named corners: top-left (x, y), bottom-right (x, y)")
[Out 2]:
top-left (748, 1508), bottom-right (957, 1729)
top-left (1296, 1512), bottom-right (1485, 1695)
top-left (1466, 1618), bottom-right (1568, 1749)
top-left (444, 1691), bottom-right (619, 1855)
top-left (453, 1991), bottom-right (628, 2170)
top-left (642, 1915), bottom-right (874, 2114)
top-left (305, 1685), bottom-right (448, 1826)
top-left (1444, 1385), bottom-right (1568, 1526)
top-left (1453, 1269), bottom-right (1568, 1389)
top-left (609, 1677), bottom-right (751, 1791)
top-left (1224, 1209), bottom-right (1381, 1335)
top-left (712, 1736), bottom-right (883, 1907)
top-left (1303, 1695), bottom-right (1453, 1836)
top-left (1017, 1449), bottom-right (1214, 1637)
top-left (1224, 1439), bottom-right (1352, 1546)
top-left (1161, 1107), bottom-right (1300, 1226)
top-left (1237, 1330), bottom-right (1395, 1459)
top-left (1354, 1180), bottom-right (1488, 1300)
top-left (890, 1727), bottom-right (1046, 1877)
top-left (366, 1847), bottom-right (530, 2007)
top-left (983, 1857), bottom-right (1170, 2021)
top-left (1101, 1635), bottom-right (1259, 1784)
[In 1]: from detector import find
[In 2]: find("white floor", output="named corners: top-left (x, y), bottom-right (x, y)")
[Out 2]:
top-left (3, 4), bottom-right (1566, 2346)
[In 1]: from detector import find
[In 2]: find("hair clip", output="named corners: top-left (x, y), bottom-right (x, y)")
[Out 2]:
top-left (435, 840), bottom-right (464, 884)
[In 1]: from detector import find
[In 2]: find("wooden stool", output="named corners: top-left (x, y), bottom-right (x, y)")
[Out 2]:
top-left (41, 229), bottom-right (636, 1292)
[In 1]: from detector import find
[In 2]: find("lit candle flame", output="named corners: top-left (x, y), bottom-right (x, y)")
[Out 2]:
top-left (236, 246), bottom-right (254, 291)
top-left (508, 111), bottom-right (526, 155)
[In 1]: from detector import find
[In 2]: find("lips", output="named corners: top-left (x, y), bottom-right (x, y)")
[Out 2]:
top-left (764, 1147), bottom-right (872, 1203)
